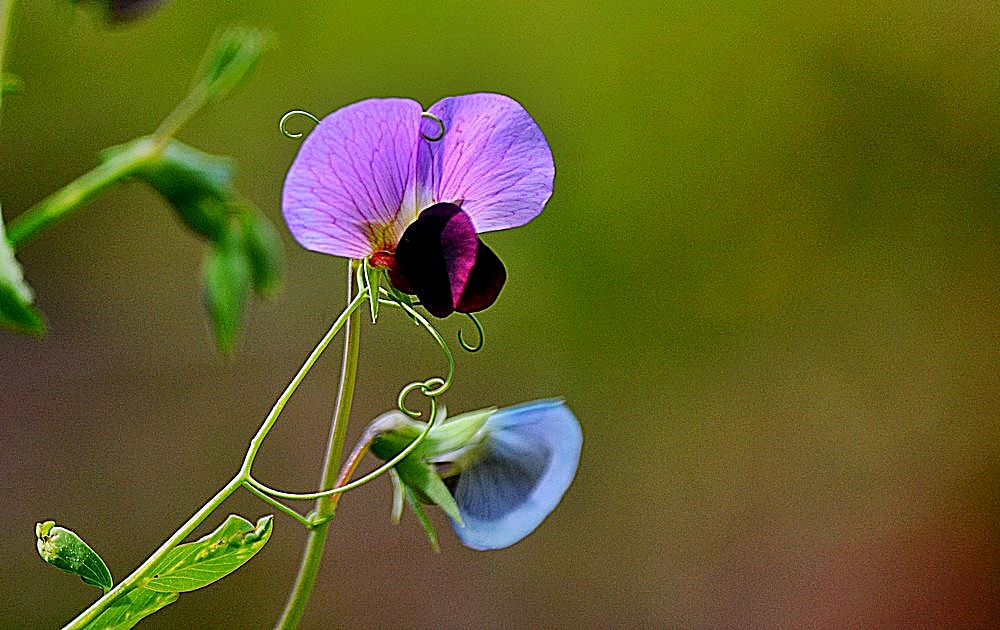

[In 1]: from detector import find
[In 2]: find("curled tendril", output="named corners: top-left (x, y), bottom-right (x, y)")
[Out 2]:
top-left (378, 288), bottom-right (455, 400)
top-left (243, 393), bottom-right (440, 502)
top-left (458, 313), bottom-right (485, 353)
top-left (279, 109), bottom-right (321, 139)
top-left (420, 112), bottom-right (445, 142)
top-left (397, 376), bottom-right (446, 418)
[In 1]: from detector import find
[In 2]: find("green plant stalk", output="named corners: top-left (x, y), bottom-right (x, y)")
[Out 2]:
top-left (63, 276), bottom-right (368, 629)
top-left (5, 138), bottom-right (161, 249)
top-left (62, 476), bottom-right (243, 629)
top-left (277, 259), bottom-right (362, 629)
top-left (0, 0), bottom-right (14, 122)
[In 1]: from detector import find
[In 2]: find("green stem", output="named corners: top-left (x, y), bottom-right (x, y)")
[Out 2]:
top-left (152, 85), bottom-right (207, 144)
top-left (0, 0), bottom-right (14, 124)
top-left (6, 137), bottom-right (161, 248)
top-left (64, 475), bottom-right (244, 629)
top-left (5, 49), bottom-right (215, 248)
top-left (63, 275), bottom-right (368, 629)
top-left (276, 259), bottom-right (363, 629)
top-left (242, 482), bottom-right (312, 528)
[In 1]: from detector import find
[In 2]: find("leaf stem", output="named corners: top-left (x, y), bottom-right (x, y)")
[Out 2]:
top-left (242, 482), bottom-right (312, 528)
top-left (62, 271), bottom-right (368, 629)
top-left (5, 137), bottom-right (161, 249)
top-left (63, 475), bottom-right (244, 629)
top-left (276, 259), bottom-right (363, 629)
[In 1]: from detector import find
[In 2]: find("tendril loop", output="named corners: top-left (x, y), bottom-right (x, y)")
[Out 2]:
top-left (280, 109), bottom-right (321, 139)
top-left (378, 288), bottom-right (455, 401)
top-left (458, 313), bottom-right (485, 353)
top-left (397, 376), bottom-right (446, 418)
top-left (420, 112), bottom-right (445, 142)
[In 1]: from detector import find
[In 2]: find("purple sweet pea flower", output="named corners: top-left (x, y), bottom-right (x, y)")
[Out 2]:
top-left (282, 93), bottom-right (554, 317)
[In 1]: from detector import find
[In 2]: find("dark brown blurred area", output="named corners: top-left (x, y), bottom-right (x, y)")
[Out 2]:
top-left (2, 1), bottom-right (997, 628)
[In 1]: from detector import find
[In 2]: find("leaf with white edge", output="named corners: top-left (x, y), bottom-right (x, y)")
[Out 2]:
top-left (0, 208), bottom-right (44, 335)
top-left (85, 587), bottom-right (178, 630)
top-left (389, 469), bottom-right (406, 523)
top-left (144, 514), bottom-right (272, 593)
top-left (35, 521), bottom-right (113, 592)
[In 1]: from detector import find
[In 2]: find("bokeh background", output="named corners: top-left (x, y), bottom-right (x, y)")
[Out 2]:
top-left (2, 1), bottom-right (997, 628)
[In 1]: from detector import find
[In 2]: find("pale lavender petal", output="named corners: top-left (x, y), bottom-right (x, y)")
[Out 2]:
top-left (282, 98), bottom-right (423, 259)
top-left (417, 93), bottom-right (554, 234)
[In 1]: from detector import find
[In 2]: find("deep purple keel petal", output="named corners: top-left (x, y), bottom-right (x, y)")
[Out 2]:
top-left (282, 98), bottom-right (423, 259)
top-left (456, 241), bottom-right (506, 313)
top-left (394, 203), bottom-right (479, 318)
top-left (418, 93), bottom-right (555, 234)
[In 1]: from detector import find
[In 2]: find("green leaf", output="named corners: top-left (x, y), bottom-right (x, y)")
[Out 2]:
top-left (383, 283), bottom-right (414, 311)
top-left (402, 484), bottom-right (440, 552)
top-left (125, 139), bottom-right (236, 241)
top-left (238, 209), bottom-right (282, 296)
top-left (202, 230), bottom-right (251, 354)
top-left (420, 407), bottom-right (495, 455)
top-left (1, 73), bottom-right (22, 96)
top-left (389, 469), bottom-right (405, 523)
top-left (192, 26), bottom-right (270, 107)
top-left (395, 457), bottom-right (463, 526)
top-left (143, 514), bottom-right (272, 593)
top-left (0, 208), bottom-right (45, 335)
top-left (364, 260), bottom-right (382, 324)
top-left (35, 521), bottom-right (113, 592)
top-left (86, 588), bottom-right (177, 630)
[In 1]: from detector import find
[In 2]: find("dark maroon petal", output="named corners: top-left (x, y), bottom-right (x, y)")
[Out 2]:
top-left (394, 203), bottom-right (478, 318)
top-left (456, 241), bottom-right (506, 313)
top-left (108, 0), bottom-right (166, 22)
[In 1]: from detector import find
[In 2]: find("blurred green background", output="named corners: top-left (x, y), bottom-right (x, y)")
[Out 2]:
top-left (2, 1), bottom-right (997, 627)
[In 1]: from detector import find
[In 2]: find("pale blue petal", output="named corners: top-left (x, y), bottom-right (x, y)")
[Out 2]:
top-left (450, 399), bottom-right (582, 550)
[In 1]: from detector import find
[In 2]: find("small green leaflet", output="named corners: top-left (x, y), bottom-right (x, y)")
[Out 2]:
top-left (86, 588), bottom-right (178, 630)
top-left (363, 259), bottom-right (381, 324)
top-left (144, 514), bottom-right (272, 593)
top-left (239, 210), bottom-right (282, 296)
top-left (202, 229), bottom-right (251, 354)
top-left (193, 26), bottom-right (270, 107)
top-left (403, 484), bottom-right (440, 553)
top-left (35, 521), bottom-right (113, 592)
top-left (395, 457), bottom-right (463, 526)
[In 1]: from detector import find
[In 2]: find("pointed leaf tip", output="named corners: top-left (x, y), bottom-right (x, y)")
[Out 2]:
top-left (1, 210), bottom-right (45, 335)
top-left (144, 514), bottom-right (272, 593)
top-left (202, 229), bottom-right (251, 354)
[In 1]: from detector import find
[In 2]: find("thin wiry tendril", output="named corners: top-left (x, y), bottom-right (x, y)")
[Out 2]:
top-left (280, 109), bottom-right (321, 139)
top-left (244, 392), bottom-right (440, 502)
top-left (458, 313), bottom-right (485, 353)
top-left (420, 111), bottom-right (445, 142)
top-left (378, 288), bottom-right (455, 408)
top-left (397, 377), bottom-right (445, 419)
